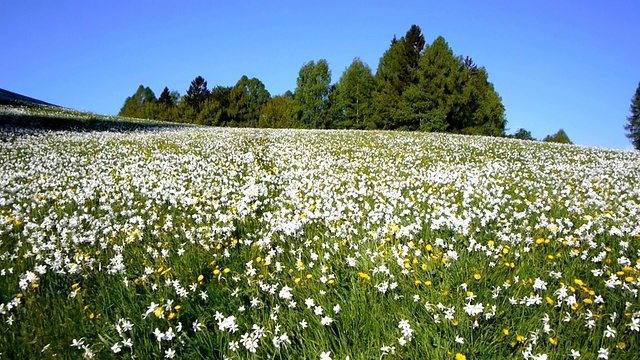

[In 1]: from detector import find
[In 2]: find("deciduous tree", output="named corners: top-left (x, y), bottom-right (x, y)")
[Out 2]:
top-left (332, 58), bottom-right (376, 129)
top-left (294, 60), bottom-right (331, 129)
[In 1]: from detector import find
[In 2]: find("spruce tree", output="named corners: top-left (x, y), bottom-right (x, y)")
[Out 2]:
top-left (625, 81), bottom-right (640, 150)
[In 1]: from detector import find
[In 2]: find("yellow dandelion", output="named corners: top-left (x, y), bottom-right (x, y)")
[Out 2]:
top-left (455, 353), bottom-right (466, 360)
top-left (358, 272), bottom-right (371, 281)
top-left (546, 297), bottom-right (554, 305)
top-left (474, 273), bottom-right (482, 280)
top-left (503, 329), bottom-right (510, 336)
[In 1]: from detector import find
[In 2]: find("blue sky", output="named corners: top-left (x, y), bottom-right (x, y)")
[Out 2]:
top-left (1, 1), bottom-right (638, 149)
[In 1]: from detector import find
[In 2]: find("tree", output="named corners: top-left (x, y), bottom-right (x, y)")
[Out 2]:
top-left (543, 129), bottom-right (572, 144)
top-left (293, 60), bottom-right (332, 128)
top-left (415, 37), bottom-right (506, 136)
top-left (228, 75), bottom-right (271, 127)
top-left (259, 94), bottom-right (297, 128)
top-left (158, 87), bottom-right (175, 107)
top-left (512, 128), bottom-right (535, 141)
top-left (184, 76), bottom-right (210, 114)
top-left (118, 85), bottom-right (157, 118)
top-left (401, 24), bottom-right (426, 83)
top-left (625, 81), bottom-right (640, 150)
top-left (331, 58), bottom-right (376, 129)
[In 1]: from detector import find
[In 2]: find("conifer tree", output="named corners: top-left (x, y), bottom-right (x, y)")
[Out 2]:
top-left (625, 81), bottom-right (640, 150)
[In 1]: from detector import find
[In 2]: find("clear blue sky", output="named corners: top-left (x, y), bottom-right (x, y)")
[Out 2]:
top-left (1, 1), bottom-right (638, 149)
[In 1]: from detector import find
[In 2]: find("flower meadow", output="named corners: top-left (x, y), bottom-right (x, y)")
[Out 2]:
top-left (1, 124), bottom-right (639, 359)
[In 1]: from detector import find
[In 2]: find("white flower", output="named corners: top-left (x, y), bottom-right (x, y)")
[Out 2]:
top-left (604, 325), bottom-right (616, 338)
top-left (279, 285), bottom-right (293, 300)
top-left (111, 343), bottom-right (122, 353)
top-left (570, 349), bottom-right (581, 358)
top-left (229, 340), bottom-right (239, 351)
top-left (320, 351), bottom-right (332, 360)
top-left (333, 304), bottom-right (341, 314)
top-left (321, 316), bottom-right (333, 326)
top-left (305, 298), bottom-right (315, 308)
top-left (193, 319), bottom-right (203, 332)
top-left (598, 347), bottom-right (609, 359)
top-left (165, 348), bottom-right (176, 359)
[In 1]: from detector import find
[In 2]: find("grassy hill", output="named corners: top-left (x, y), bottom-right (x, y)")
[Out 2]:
top-left (0, 88), bottom-right (184, 131)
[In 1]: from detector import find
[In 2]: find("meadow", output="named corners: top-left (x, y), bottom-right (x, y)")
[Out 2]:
top-left (0, 112), bottom-right (639, 359)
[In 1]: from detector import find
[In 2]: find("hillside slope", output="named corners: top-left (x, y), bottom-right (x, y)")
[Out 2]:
top-left (0, 88), bottom-right (59, 107)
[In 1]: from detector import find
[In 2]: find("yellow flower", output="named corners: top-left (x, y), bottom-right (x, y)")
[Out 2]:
top-left (358, 272), bottom-right (371, 281)
top-left (213, 269), bottom-right (220, 275)
top-left (154, 307), bottom-right (163, 318)
top-left (503, 329), bottom-right (510, 336)
top-left (549, 337), bottom-right (558, 346)
top-left (583, 298), bottom-right (593, 305)
top-left (174, 305), bottom-right (182, 312)
top-left (421, 263), bottom-right (428, 271)
top-left (223, 268), bottom-right (231, 274)
top-left (167, 312), bottom-right (176, 321)
top-left (425, 280), bottom-right (432, 286)
top-left (474, 273), bottom-right (482, 280)
top-left (455, 353), bottom-right (467, 360)
top-left (198, 274), bottom-right (204, 283)
top-left (255, 257), bottom-right (262, 263)
top-left (294, 277), bottom-right (301, 284)
top-left (546, 297), bottom-right (554, 305)
top-left (617, 342), bottom-right (626, 349)
top-left (415, 280), bottom-right (422, 286)
top-left (306, 274), bottom-right (313, 280)
top-left (425, 244), bottom-right (433, 252)
top-left (516, 335), bottom-right (524, 342)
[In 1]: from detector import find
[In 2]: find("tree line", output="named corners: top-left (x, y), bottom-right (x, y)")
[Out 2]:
top-left (119, 25), bottom-right (570, 142)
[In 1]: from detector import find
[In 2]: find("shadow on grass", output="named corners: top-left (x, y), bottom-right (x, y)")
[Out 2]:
top-left (0, 113), bottom-right (188, 132)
